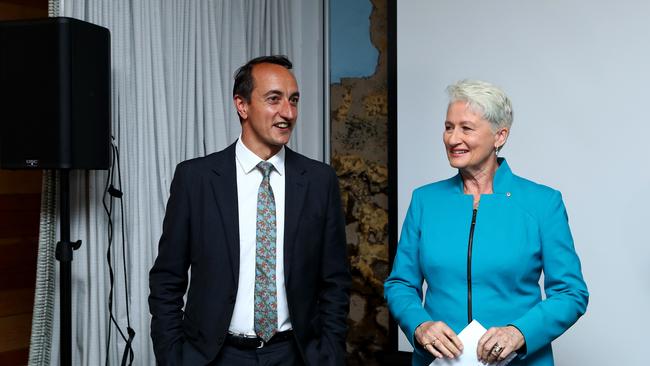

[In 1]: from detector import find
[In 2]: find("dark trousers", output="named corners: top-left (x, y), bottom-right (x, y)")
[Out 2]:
top-left (213, 339), bottom-right (304, 366)
top-left (179, 335), bottom-right (305, 366)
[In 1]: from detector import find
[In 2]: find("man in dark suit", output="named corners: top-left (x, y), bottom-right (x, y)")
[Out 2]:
top-left (149, 55), bottom-right (350, 366)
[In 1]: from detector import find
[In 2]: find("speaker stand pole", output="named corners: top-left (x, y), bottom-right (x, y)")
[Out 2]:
top-left (55, 169), bottom-right (81, 366)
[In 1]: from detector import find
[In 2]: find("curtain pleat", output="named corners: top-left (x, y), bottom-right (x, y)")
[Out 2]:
top-left (30, 1), bottom-right (323, 365)
top-left (28, 171), bottom-right (57, 365)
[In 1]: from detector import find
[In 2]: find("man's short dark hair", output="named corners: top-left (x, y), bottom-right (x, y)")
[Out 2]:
top-left (233, 55), bottom-right (293, 102)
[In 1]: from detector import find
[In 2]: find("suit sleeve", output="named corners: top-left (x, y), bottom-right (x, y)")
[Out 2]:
top-left (510, 190), bottom-right (589, 358)
top-left (317, 167), bottom-right (352, 365)
top-left (384, 189), bottom-right (431, 351)
top-left (148, 163), bottom-right (191, 365)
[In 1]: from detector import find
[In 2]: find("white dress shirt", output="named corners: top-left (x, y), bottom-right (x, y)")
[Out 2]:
top-left (228, 138), bottom-right (292, 336)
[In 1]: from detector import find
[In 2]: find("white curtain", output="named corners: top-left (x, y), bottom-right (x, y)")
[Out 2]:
top-left (30, 1), bottom-right (324, 365)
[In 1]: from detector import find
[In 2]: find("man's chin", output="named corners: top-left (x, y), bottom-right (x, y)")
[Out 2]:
top-left (272, 131), bottom-right (293, 145)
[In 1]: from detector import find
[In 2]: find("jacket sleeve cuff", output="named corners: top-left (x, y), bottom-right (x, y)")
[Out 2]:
top-left (509, 314), bottom-right (542, 359)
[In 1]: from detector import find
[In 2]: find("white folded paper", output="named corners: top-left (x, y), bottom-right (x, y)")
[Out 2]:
top-left (430, 320), bottom-right (516, 366)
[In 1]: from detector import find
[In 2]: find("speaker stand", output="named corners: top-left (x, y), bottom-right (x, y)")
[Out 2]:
top-left (54, 169), bottom-right (82, 366)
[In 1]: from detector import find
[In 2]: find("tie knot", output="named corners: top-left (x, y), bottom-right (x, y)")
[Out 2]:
top-left (257, 161), bottom-right (274, 178)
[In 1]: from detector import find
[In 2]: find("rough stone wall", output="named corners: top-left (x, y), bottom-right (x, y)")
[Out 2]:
top-left (330, 0), bottom-right (389, 364)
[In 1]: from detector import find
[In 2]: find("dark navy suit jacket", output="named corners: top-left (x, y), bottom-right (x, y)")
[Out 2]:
top-left (149, 143), bottom-right (350, 365)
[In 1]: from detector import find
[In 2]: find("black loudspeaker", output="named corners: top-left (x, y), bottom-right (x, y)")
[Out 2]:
top-left (0, 17), bottom-right (110, 170)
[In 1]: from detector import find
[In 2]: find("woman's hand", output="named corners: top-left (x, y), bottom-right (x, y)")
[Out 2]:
top-left (477, 325), bottom-right (525, 364)
top-left (414, 321), bottom-right (464, 359)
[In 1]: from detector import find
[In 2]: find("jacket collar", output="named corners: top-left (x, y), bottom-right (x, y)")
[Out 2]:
top-left (283, 147), bottom-right (308, 281)
top-left (209, 142), bottom-right (240, 283)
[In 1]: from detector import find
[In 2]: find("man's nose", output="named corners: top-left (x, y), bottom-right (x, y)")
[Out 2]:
top-left (279, 98), bottom-right (296, 120)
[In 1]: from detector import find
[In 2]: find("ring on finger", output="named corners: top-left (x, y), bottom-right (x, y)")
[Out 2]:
top-left (431, 337), bottom-right (438, 347)
top-left (490, 343), bottom-right (504, 356)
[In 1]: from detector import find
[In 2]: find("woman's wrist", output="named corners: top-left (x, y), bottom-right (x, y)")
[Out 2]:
top-left (506, 325), bottom-right (526, 351)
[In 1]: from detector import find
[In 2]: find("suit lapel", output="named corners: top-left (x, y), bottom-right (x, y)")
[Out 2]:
top-left (209, 143), bottom-right (240, 283)
top-left (283, 148), bottom-right (308, 282)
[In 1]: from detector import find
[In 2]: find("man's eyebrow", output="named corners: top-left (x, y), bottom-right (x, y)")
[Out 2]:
top-left (263, 89), bottom-right (283, 97)
top-left (262, 90), bottom-right (300, 99)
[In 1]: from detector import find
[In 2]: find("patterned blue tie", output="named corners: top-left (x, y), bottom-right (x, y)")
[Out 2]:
top-left (254, 161), bottom-right (277, 342)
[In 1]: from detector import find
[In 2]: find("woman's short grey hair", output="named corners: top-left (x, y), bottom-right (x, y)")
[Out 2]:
top-left (446, 79), bottom-right (513, 131)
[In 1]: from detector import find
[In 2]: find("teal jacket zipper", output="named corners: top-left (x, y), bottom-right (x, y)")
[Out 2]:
top-left (466, 208), bottom-right (477, 324)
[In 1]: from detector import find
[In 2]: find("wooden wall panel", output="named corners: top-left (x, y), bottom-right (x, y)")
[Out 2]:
top-left (0, 193), bottom-right (40, 363)
top-left (0, 171), bottom-right (42, 194)
top-left (0, 314), bottom-right (33, 352)
top-left (0, 288), bottom-right (34, 317)
top-left (0, 0), bottom-right (46, 21)
top-left (0, 194), bottom-right (41, 239)
top-left (0, 238), bottom-right (38, 291)
top-left (0, 348), bottom-right (29, 366)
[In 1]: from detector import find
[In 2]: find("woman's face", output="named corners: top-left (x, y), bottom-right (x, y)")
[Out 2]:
top-left (443, 101), bottom-right (507, 172)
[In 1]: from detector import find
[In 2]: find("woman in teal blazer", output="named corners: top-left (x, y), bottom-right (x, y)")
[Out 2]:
top-left (385, 80), bottom-right (588, 366)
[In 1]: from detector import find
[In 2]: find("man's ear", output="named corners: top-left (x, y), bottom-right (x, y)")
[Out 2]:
top-left (234, 95), bottom-right (248, 120)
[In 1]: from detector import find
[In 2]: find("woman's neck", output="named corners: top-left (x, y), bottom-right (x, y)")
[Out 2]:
top-left (460, 158), bottom-right (499, 207)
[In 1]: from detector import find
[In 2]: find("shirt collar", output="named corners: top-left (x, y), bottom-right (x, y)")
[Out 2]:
top-left (235, 136), bottom-right (285, 176)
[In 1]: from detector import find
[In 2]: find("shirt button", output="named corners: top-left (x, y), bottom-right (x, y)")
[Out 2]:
top-left (506, 192), bottom-right (511, 197)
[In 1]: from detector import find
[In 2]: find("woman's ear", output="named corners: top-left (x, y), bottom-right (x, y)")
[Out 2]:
top-left (495, 127), bottom-right (509, 149)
